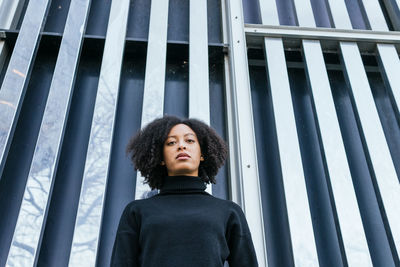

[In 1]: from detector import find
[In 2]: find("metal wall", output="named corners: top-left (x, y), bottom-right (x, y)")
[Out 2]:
top-left (0, 0), bottom-right (399, 266)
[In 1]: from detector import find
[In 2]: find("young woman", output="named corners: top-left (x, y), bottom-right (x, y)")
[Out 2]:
top-left (111, 116), bottom-right (258, 267)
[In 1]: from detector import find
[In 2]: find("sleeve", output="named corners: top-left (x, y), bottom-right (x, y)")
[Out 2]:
top-left (110, 203), bottom-right (140, 267)
top-left (226, 204), bottom-right (258, 267)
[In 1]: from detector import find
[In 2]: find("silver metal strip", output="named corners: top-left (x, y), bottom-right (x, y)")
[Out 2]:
top-left (189, 0), bottom-right (209, 124)
top-left (358, 0), bottom-right (400, 119)
top-left (225, 0), bottom-right (267, 265)
top-left (329, 0), bottom-right (400, 259)
top-left (0, 0), bottom-right (26, 79)
top-left (189, 0), bottom-right (212, 194)
top-left (244, 24), bottom-right (400, 44)
top-left (291, 0), bottom-right (373, 265)
top-left (259, 0), bottom-right (318, 265)
top-left (0, 0), bottom-right (50, 180)
top-left (305, 41), bottom-right (373, 266)
top-left (376, 44), bottom-right (400, 114)
top-left (380, 0), bottom-right (400, 30)
top-left (359, 0), bottom-right (388, 31)
top-left (135, 0), bottom-right (169, 200)
top-left (220, 0), bottom-right (243, 205)
top-left (0, 0), bottom-right (26, 29)
top-left (5, 0), bottom-right (91, 266)
top-left (340, 40), bottom-right (400, 260)
top-left (0, 41), bottom-right (8, 73)
top-left (221, 0), bottom-right (242, 205)
top-left (68, 0), bottom-right (129, 266)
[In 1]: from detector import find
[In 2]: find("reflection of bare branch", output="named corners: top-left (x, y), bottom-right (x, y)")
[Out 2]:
top-left (71, 237), bottom-right (97, 254)
top-left (74, 237), bottom-right (96, 247)
top-left (77, 194), bottom-right (102, 225)
top-left (25, 187), bottom-right (44, 214)
top-left (13, 240), bottom-right (34, 255)
top-left (30, 174), bottom-right (48, 196)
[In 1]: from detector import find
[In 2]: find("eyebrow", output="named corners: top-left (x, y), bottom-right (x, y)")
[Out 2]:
top-left (167, 133), bottom-right (196, 138)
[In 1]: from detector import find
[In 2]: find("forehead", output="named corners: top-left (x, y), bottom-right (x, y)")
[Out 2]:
top-left (167, 124), bottom-right (196, 137)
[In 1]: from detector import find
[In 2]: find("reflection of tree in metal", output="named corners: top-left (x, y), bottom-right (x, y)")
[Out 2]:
top-left (69, 2), bottom-right (129, 264)
top-left (5, 0), bottom-right (92, 265)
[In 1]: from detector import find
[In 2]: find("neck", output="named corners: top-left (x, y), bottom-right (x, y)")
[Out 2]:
top-left (159, 175), bottom-right (207, 194)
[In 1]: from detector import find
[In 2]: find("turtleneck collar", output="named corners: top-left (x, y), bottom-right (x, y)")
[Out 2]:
top-left (159, 176), bottom-right (207, 194)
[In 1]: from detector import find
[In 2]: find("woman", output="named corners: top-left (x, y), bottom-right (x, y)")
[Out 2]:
top-left (111, 116), bottom-right (258, 267)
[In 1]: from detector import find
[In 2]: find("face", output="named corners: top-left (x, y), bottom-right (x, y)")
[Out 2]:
top-left (162, 124), bottom-right (203, 176)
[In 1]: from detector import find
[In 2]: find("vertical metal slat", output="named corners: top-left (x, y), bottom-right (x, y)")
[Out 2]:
top-left (0, 0), bottom-right (25, 29)
top-left (0, 0), bottom-right (26, 70)
top-left (221, 0), bottom-right (242, 204)
top-left (5, 0), bottom-right (91, 265)
top-left (135, 0), bottom-right (169, 199)
top-left (189, 0), bottom-right (212, 194)
top-left (329, 0), bottom-right (400, 259)
top-left (225, 0), bottom-right (267, 265)
top-left (360, 0), bottom-right (400, 117)
top-left (291, 0), bottom-right (373, 265)
top-left (258, 0), bottom-right (319, 265)
top-left (68, 0), bottom-right (130, 266)
top-left (189, 0), bottom-right (209, 124)
top-left (0, 0), bottom-right (50, 180)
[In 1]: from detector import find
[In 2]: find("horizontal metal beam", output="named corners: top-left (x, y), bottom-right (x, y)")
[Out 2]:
top-left (245, 24), bottom-right (400, 45)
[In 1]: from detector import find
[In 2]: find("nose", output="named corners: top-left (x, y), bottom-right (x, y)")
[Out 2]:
top-left (177, 140), bottom-right (186, 150)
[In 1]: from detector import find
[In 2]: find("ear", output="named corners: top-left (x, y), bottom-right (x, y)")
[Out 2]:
top-left (200, 155), bottom-right (204, 161)
top-left (160, 161), bottom-right (165, 165)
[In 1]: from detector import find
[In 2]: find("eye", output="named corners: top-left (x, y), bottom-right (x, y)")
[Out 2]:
top-left (166, 140), bottom-right (176, 146)
top-left (187, 139), bottom-right (195, 143)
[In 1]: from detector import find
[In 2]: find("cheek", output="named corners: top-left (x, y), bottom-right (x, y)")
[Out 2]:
top-left (163, 147), bottom-right (173, 163)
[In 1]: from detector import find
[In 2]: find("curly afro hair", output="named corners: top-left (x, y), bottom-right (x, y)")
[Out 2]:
top-left (126, 116), bottom-right (228, 190)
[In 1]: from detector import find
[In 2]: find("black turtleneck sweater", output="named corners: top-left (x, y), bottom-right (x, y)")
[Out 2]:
top-left (110, 176), bottom-right (258, 267)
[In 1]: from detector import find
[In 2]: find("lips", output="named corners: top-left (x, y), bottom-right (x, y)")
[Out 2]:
top-left (176, 153), bottom-right (190, 160)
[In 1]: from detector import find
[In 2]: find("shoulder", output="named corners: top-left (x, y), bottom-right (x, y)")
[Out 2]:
top-left (208, 196), bottom-right (244, 212)
top-left (201, 195), bottom-right (246, 217)
top-left (122, 196), bottom-right (158, 211)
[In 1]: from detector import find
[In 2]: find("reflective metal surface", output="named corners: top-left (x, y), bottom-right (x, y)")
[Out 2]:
top-left (225, 0), bottom-right (267, 265)
top-left (189, 0), bottom-right (212, 194)
top-left (259, 1), bottom-right (319, 265)
top-left (304, 39), bottom-right (372, 266)
top-left (68, 0), bottom-right (129, 266)
top-left (0, 0), bottom-right (25, 29)
top-left (292, 0), bottom-right (373, 265)
top-left (376, 44), bottom-right (400, 114)
top-left (189, 0), bottom-right (209, 124)
top-left (221, 0), bottom-right (242, 205)
top-left (244, 24), bottom-right (400, 45)
top-left (0, 41), bottom-right (8, 73)
top-left (359, 0), bottom-right (388, 31)
top-left (360, 0), bottom-right (400, 119)
top-left (341, 40), bottom-right (400, 260)
top-left (330, 0), bottom-right (400, 259)
top-left (0, 0), bottom-right (50, 180)
top-left (135, 0), bottom-right (169, 200)
top-left (5, 0), bottom-right (91, 266)
top-left (268, 38), bottom-right (320, 267)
